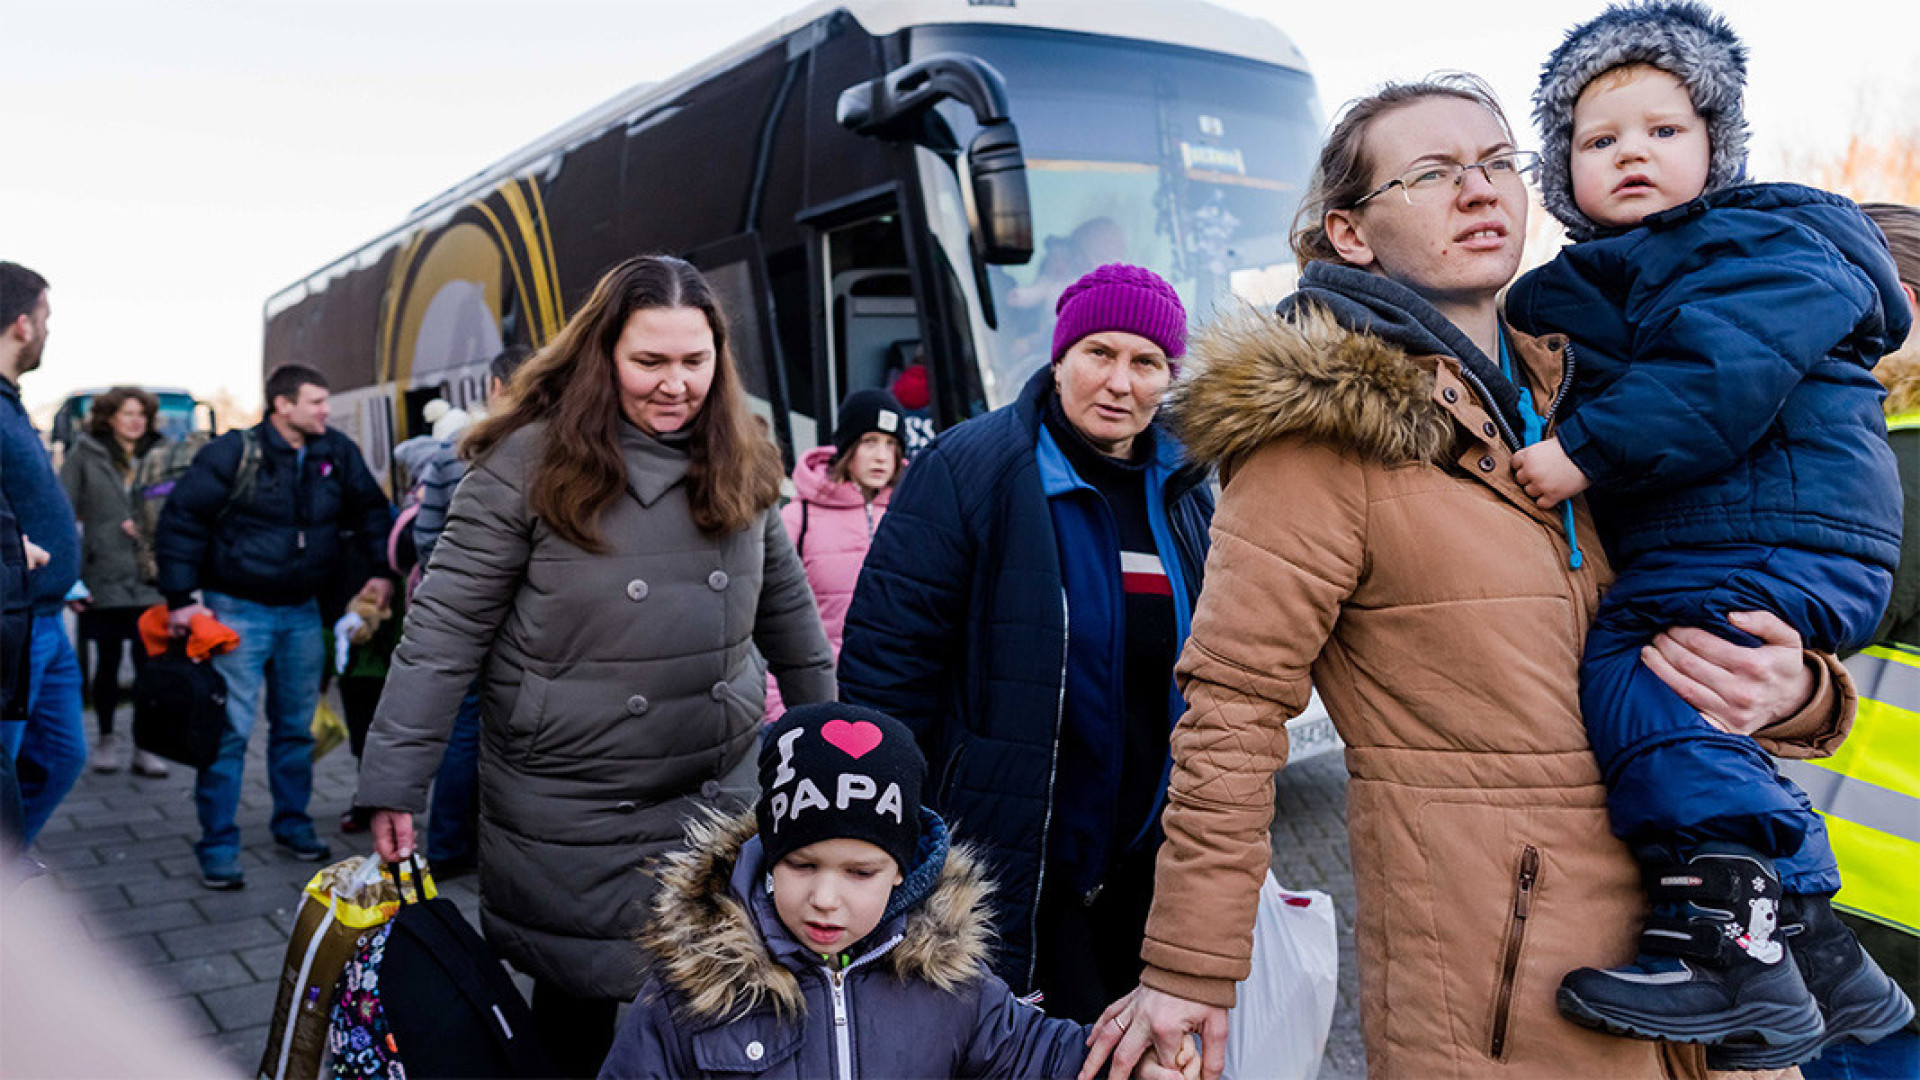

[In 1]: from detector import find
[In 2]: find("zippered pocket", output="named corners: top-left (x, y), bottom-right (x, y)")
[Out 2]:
top-left (1488, 844), bottom-right (1540, 1061)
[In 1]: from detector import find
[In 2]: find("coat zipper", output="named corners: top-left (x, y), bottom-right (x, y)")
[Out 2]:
top-left (816, 933), bottom-right (898, 1080)
top-left (1452, 361), bottom-right (1522, 452)
top-left (829, 969), bottom-right (854, 1080)
top-left (1026, 588), bottom-right (1069, 994)
top-left (1463, 339), bottom-right (1586, 569)
top-left (1489, 845), bottom-right (1540, 1061)
top-left (1541, 341), bottom-right (1576, 429)
top-left (1454, 337), bottom-right (1577, 449)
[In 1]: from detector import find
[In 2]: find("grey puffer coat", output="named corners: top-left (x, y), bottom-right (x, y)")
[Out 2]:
top-left (59, 433), bottom-right (161, 610)
top-left (356, 420), bottom-right (835, 1000)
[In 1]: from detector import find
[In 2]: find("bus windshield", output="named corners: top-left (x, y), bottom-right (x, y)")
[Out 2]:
top-left (914, 27), bottom-right (1323, 406)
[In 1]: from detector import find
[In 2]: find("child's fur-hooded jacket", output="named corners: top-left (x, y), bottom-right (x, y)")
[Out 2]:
top-left (598, 810), bottom-right (1089, 1079)
top-left (1135, 263), bottom-right (1850, 1078)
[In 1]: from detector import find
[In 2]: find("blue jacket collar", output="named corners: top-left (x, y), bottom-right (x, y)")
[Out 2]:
top-left (1028, 369), bottom-right (1193, 499)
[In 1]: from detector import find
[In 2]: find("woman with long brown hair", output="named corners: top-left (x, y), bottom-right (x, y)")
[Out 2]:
top-left (59, 386), bottom-right (166, 776)
top-left (357, 254), bottom-right (834, 1076)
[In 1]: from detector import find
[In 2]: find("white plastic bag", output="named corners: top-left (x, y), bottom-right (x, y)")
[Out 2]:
top-left (1222, 872), bottom-right (1339, 1080)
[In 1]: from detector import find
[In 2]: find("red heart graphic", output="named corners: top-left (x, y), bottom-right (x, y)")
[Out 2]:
top-left (821, 719), bottom-right (883, 760)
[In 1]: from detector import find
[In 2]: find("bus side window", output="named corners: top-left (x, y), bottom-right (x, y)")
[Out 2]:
top-left (697, 254), bottom-right (782, 450)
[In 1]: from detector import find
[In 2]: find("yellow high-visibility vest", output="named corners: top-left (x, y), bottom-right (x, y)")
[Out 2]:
top-left (1778, 644), bottom-right (1920, 934)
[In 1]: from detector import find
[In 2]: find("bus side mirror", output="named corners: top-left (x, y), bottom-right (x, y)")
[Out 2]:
top-left (967, 121), bottom-right (1031, 265)
top-left (838, 54), bottom-right (1033, 264)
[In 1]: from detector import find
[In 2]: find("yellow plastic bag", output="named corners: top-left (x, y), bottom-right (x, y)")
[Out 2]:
top-left (310, 698), bottom-right (348, 762)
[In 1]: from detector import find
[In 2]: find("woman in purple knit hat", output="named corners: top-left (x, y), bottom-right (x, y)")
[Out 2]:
top-left (838, 263), bottom-right (1216, 1020)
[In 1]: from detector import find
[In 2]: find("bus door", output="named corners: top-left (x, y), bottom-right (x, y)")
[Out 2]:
top-left (801, 200), bottom-right (923, 455)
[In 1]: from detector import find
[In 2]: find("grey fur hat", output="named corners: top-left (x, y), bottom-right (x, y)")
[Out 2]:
top-left (1534, 1), bottom-right (1750, 238)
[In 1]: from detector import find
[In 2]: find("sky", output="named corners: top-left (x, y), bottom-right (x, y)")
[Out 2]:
top-left (4, 0), bottom-right (1913, 414)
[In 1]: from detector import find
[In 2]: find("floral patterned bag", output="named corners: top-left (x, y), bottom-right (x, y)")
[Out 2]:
top-left (328, 921), bottom-right (404, 1079)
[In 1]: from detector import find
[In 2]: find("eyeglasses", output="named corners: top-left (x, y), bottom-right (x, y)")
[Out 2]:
top-left (1351, 150), bottom-right (1540, 208)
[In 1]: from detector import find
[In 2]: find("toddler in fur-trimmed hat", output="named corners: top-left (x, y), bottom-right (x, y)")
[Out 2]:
top-left (1504, 4), bottom-right (1914, 1068)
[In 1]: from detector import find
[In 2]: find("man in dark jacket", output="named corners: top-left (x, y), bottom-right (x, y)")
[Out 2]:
top-left (839, 265), bottom-right (1212, 1014)
top-left (0, 262), bottom-right (87, 850)
top-left (156, 364), bottom-right (394, 889)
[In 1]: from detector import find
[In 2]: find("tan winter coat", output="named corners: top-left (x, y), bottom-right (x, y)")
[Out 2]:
top-left (1138, 308), bottom-right (1849, 1079)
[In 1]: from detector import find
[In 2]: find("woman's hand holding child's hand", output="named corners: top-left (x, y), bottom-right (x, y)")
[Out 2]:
top-left (1126, 1036), bottom-right (1202, 1080)
top-left (1171, 1035), bottom-right (1203, 1080)
top-left (1512, 436), bottom-right (1590, 508)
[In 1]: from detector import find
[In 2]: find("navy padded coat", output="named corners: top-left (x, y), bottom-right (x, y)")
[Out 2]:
top-left (837, 366), bottom-right (1212, 994)
top-left (1507, 183), bottom-right (1909, 569)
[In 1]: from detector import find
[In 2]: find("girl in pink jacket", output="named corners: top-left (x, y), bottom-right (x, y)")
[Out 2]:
top-left (767, 389), bottom-right (906, 718)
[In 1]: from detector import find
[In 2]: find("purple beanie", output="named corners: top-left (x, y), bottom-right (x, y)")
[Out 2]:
top-left (1050, 264), bottom-right (1187, 362)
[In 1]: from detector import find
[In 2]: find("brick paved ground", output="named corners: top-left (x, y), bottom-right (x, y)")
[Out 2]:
top-left (21, 716), bottom-right (1364, 1078)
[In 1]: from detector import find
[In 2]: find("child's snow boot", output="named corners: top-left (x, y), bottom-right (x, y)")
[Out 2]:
top-left (1557, 844), bottom-right (1824, 1050)
top-left (1709, 891), bottom-right (1915, 1069)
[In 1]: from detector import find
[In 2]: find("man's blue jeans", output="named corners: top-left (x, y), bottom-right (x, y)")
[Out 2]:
top-left (426, 683), bottom-right (482, 864)
top-left (195, 592), bottom-right (324, 869)
top-left (0, 613), bottom-right (86, 846)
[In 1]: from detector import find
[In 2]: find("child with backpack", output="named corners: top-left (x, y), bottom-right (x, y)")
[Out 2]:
top-left (1504, 2), bottom-right (1915, 1067)
top-left (599, 703), bottom-right (1197, 1080)
top-left (765, 390), bottom-right (906, 719)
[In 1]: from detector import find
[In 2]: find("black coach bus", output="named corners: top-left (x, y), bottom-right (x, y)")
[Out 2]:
top-left (262, 0), bottom-right (1324, 482)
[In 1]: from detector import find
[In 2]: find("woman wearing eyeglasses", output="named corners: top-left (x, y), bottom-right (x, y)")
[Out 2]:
top-left (1079, 75), bottom-right (1853, 1080)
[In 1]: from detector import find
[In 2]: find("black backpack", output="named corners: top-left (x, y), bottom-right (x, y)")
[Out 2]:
top-left (132, 643), bottom-right (228, 769)
top-left (330, 864), bottom-right (555, 1079)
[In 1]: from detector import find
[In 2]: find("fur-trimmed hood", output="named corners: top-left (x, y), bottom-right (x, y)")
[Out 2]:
top-left (1534, 1), bottom-right (1750, 239)
top-left (1169, 303), bottom-right (1454, 475)
top-left (639, 808), bottom-right (993, 1025)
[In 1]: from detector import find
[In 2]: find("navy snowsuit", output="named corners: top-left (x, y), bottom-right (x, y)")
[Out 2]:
top-left (1507, 183), bottom-right (1911, 893)
top-left (599, 811), bottom-right (1090, 1079)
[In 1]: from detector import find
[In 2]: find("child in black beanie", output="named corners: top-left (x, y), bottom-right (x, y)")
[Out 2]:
top-left (600, 703), bottom-right (1198, 1079)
